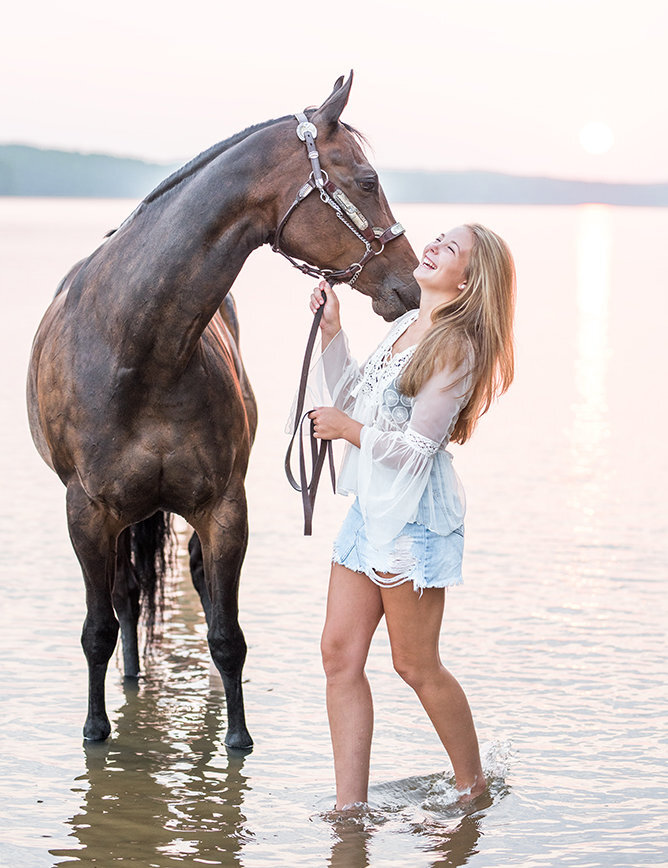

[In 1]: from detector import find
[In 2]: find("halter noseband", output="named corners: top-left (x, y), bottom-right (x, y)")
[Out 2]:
top-left (271, 112), bottom-right (406, 285)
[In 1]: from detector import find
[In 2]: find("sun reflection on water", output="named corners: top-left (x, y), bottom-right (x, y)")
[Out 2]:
top-left (568, 205), bottom-right (613, 560)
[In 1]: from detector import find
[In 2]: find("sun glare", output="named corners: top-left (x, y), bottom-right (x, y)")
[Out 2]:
top-left (579, 122), bottom-right (615, 155)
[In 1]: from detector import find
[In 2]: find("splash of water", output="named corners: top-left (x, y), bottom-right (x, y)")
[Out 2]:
top-left (316, 739), bottom-right (512, 830)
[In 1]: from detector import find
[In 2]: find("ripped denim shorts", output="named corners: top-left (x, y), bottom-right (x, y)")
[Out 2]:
top-left (331, 498), bottom-right (464, 593)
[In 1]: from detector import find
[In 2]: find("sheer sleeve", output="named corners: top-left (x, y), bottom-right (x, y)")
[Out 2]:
top-left (319, 329), bottom-right (363, 413)
top-left (357, 358), bottom-right (473, 547)
top-left (286, 329), bottom-right (363, 433)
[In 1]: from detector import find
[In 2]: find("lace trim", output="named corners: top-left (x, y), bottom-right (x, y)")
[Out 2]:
top-left (404, 429), bottom-right (440, 456)
top-left (352, 311), bottom-right (419, 399)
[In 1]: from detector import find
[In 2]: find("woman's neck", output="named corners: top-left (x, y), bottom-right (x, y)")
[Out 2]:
top-left (414, 294), bottom-right (443, 332)
top-left (416, 284), bottom-right (458, 325)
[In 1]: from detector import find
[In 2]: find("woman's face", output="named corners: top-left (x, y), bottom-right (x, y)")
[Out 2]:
top-left (413, 226), bottom-right (474, 300)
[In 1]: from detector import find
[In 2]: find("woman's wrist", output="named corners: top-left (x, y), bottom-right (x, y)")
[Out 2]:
top-left (343, 418), bottom-right (362, 448)
top-left (321, 323), bottom-right (342, 350)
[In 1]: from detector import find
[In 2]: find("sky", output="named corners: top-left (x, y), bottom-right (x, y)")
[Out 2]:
top-left (1, 0), bottom-right (666, 183)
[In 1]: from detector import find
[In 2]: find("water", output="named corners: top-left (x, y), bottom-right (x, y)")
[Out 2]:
top-left (1, 198), bottom-right (666, 867)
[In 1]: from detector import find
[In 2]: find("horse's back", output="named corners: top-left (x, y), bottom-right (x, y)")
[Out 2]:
top-left (54, 258), bottom-right (86, 298)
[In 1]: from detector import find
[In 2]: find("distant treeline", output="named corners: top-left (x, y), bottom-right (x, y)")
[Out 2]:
top-left (0, 145), bottom-right (179, 198)
top-left (1, 143), bottom-right (667, 206)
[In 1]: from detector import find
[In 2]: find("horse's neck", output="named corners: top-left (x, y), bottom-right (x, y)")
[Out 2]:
top-left (76, 144), bottom-right (272, 377)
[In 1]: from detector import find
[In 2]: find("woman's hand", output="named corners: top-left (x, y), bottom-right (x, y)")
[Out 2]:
top-left (310, 280), bottom-right (341, 342)
top-left (308, 406), bottom-right (362, 448)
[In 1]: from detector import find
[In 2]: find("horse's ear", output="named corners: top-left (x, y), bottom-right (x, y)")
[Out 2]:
top-left (312, 71), bottom-right (354, 131)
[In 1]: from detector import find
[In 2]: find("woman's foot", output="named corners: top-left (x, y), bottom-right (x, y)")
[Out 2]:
top-left (456, 774), bottom-right (487, 803)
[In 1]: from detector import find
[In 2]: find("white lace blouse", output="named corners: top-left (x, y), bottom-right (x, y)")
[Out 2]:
top-left (303, 309), bottom-right (474, 548)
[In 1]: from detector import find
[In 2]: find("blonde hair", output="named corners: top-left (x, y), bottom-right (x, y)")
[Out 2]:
top-left (400, 223), bottom-right (516, 444)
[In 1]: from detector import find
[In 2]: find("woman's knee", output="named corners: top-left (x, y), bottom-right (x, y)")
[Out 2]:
top-left (321, 632), bottom-right (366, 682)
top-left (392, 652), bottom-right (440, 692)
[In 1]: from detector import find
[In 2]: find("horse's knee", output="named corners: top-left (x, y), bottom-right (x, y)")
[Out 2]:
top-left (81, 614), bottom-right (119, 662)
top-left (208, 625), bottom-right (247, 675)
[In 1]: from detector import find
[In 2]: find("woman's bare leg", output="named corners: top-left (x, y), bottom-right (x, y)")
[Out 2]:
top-left (321, 563), bottom-right (384, 809)
top-left (380, 582), bottom-right (485, 797)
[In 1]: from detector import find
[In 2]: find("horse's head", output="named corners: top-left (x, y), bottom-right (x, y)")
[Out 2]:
top-left (270, 73), bottom-right (420, 320)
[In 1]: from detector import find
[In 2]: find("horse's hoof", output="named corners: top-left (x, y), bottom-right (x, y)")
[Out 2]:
top-left (224, 730), bottom-right (253, 754)
top-left (83, 718), bottom-right (111, 742)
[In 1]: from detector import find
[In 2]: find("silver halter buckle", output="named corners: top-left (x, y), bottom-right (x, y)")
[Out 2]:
top-left (296, 121), bottom-right (318, 142)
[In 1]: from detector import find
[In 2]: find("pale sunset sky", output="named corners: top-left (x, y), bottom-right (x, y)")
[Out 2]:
top-left (1, 0), bottom-right (665, 183)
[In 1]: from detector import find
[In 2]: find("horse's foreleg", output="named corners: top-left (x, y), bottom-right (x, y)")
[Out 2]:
top-left (66, 483), bottom-right (120, 741)
top-left (113, 528), bottom-right (141, 678)
top-left (188, 531), bottom-right (213, 628)
top-left (194, 489), bottom-right (252, 751)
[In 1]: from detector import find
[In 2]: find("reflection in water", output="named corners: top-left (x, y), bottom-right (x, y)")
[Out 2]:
top-left (51, 685), bottom-right (250, 866)
top-left (324, 782), bottom-right (495, 868)
top-left (50, 535), bottom-right (253, 867)
top-left (327, 814), bottom-right (373, 868)
top-left (416, 800), bottom-right (490, 868)
top-left (570, 205), bottom-right (612, 546)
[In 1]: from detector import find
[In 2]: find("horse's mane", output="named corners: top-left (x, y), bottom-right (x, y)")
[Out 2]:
top-left (143, 114), bottom-right (293, 206)
top-left (143, 113), bottom-right (368, 207)
top-left (107, 112), bottom-right (368, 236)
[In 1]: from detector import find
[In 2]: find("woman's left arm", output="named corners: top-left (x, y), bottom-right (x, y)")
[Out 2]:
top-left (308, 406), bottom-right (363, 447)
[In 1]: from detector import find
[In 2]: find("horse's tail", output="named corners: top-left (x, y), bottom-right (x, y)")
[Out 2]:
top-left (130, 510), bottom-right (175, 644)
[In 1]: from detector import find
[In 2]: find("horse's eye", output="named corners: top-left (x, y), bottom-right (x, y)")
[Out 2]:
top-left (357, 177), bottom-right (377, 193)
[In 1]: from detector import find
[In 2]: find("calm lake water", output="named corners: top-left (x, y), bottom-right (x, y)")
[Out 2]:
top-left (0, 197), bottom-right (666, 867)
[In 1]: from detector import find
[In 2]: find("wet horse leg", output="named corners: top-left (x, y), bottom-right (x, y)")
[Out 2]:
top-left (188, 531), bottom-right (212, 628)
top-left (194, 487), bottom-right (252, 750)
top-left (66, 482), bottom-right (121, 741)
top-left (113, 527), bottom-right (141, 678)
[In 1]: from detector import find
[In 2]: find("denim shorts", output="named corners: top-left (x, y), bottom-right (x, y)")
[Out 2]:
top-left (332, 498), bottom-right (464, 593)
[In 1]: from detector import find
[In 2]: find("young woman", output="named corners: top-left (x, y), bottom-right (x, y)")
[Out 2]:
top-left (307, 223), bottom-right (515, 809)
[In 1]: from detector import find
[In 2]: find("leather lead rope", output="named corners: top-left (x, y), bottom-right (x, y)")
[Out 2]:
top-left (285, 285), bottom-right (336, 535)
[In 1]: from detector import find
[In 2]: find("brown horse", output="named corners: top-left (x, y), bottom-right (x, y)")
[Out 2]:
top-left (26, 74), bottom-right (419, 748)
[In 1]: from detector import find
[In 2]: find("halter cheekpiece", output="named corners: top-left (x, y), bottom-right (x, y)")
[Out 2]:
top-left (272, 112), bottom-right (406, 286)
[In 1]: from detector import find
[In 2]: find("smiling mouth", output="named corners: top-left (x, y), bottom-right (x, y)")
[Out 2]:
top-left (421, 255), bottom-right (437, 270)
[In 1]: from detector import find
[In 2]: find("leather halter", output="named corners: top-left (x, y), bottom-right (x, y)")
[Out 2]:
top-left (272, 112), bottom-right (406, 286)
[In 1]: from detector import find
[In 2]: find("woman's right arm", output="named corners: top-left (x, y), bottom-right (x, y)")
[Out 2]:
top-left (308, 281), bottom-right (362, 412)
top-left (309, 280), bottom-right (341, 351)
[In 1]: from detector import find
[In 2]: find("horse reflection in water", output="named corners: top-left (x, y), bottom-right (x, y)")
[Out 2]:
top-left (49, 680), bottom-right (251, 866)
top-left (27, 72), bottom-right (419, 748)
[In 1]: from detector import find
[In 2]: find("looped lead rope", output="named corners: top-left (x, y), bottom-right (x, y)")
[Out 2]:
top-left (284, 285), bottom-right (336, 535)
